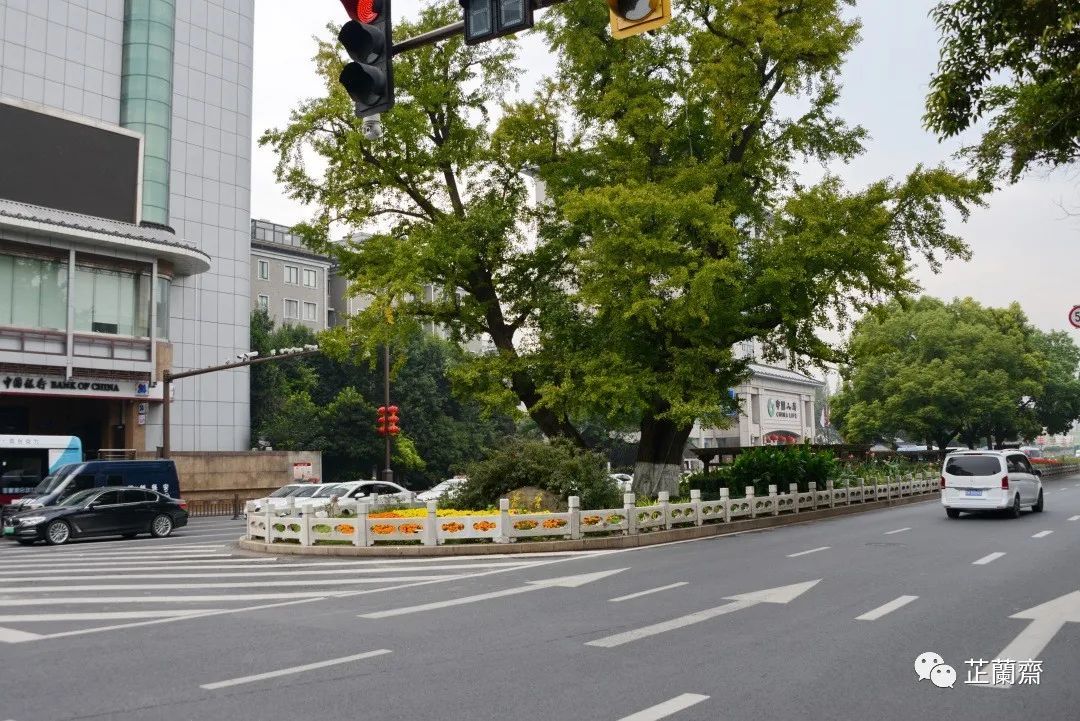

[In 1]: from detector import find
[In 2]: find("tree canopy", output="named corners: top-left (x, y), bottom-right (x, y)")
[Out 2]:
top-left (832, 297), bottom-right (1080, 449)
top-left (925, 0), bottom-right (1080, 182)
top-left (263, 0), bottom-right (984, 495)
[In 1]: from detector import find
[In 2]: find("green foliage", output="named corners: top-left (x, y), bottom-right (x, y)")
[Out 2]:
top-left (925, 1), bottom-right (1080, 181)
top-left (451, 438), bottom-right (621, 510)
top-left (832, 297), bottom-right (1079, 449)
top-left (251, 312), bottom-right (513, 486)
top-left (681, 469), bottom-right (731, 499)
top-left (726, 447), bottom-right (839, 496)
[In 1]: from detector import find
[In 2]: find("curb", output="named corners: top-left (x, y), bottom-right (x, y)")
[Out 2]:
top-left (235, 492), bottom-right (938, 557)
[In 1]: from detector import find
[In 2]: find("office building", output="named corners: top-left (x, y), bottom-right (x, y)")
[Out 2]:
top-left (250, 219), bottom-right (331, 331)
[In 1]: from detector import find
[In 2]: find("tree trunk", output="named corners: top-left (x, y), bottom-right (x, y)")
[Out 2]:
top-left (633, 408), bottom-right (692, 498)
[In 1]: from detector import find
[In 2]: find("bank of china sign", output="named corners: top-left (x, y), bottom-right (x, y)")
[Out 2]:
top-left (0, 376), bottom-right (162, 400)
top-left (767, 398), bottom-right (799, 420)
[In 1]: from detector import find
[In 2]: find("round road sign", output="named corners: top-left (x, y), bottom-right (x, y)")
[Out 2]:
top-left (1070, 305), bottom-right (1080, 329)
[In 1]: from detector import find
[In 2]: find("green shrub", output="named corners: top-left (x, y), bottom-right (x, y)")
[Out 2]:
top-left (450, 438), bottom-right (622, 510)
top-left (692, 446), bottom-right (840, 497)
top-left (683, 469), bottom-right (732, 500)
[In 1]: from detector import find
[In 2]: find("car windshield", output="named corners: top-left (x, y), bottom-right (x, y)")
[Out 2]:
top-left (945, 455), bottom-right (1001, 476)
top-left (312, 484), bottom-right (346, 497)
top-left (33, 465), bottom-right (80, 494)
top-left (291, 485), bottom-right (321, 498)
top-left (269, 486), bottom-right (299, 498)
top-left (57, 489), bottom-right (99, 507)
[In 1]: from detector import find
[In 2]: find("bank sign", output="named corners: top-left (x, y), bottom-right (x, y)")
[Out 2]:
top-left (767, 397), bottom-right (799, 420)
top-left (0, 375), bottom-right (162, 401)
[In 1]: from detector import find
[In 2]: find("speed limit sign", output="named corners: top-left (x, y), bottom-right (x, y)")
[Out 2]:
top-left (1071, 305), bottom-right (1080, 329)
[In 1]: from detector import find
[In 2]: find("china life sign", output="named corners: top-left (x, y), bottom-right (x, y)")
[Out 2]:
top-left (767, 398), bottom-right (799, 420)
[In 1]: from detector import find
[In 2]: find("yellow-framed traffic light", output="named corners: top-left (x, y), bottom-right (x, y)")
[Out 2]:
top-left (607, 0), bottom-right (672, 39)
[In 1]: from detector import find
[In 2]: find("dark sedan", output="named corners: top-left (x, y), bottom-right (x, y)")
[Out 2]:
top-left (3, 487), bottom-right (188, 546)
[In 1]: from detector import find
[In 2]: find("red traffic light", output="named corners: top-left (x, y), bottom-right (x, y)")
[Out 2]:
top-left (339, 0), bottom-right (381, 23)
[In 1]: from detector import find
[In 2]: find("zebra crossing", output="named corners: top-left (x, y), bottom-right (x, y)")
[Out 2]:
top-left (0, 517), bottom-right (594, 643)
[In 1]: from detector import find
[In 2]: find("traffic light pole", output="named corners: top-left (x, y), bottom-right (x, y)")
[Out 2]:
top-left (382, 343), bottom-right (393, 484)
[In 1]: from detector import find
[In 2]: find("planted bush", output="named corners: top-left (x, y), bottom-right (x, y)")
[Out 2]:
top-left (451, 438), bottom-right (621, 511)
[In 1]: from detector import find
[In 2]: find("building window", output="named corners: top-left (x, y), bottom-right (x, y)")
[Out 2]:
top-left (0, 253), bottom-right (68, 331)
top-left (284, 299), bottom-right (299, 319)
top-left (303, 268), bottom-right (317, 288)
top-left (750, 394), bottom-right (760, 424)
top-left (257, 295), bottom-right (269, 312)
top-left (155, 276), bottom-right (170, 340)
top-left (284, 265), bottom-right (299, 285)
top-left (257, 259), bottom-right (269, 280)
top-left (74, 264), bottom-right (151, 337)
top-left (302, 301), bottom-right (318, 322)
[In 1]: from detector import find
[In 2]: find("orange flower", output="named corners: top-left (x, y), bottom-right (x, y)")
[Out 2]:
top-left (513, 519), bottom-right (539, 530)
top-left (371, 524), bottom-right (396, 535)
top-left (542, 518), bottom-right (567, 529)
top-left (335, 524), bottom-right (355, 535)
top-left (369, 511), bottom-right (405, 519)
top-left (441, 522), bottom-right (465, 533)
top-left (399, 523), bottom-right (423, 535)
top-left (582, 515), bottom-right (602, 526)
top-left (473, 520), bottom-right (496, 532)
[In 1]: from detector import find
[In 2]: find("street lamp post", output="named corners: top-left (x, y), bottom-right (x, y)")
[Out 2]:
top-left (382, 343), bottom-right (393, 484)
top-left (160, 346), bottom-right (320, 458)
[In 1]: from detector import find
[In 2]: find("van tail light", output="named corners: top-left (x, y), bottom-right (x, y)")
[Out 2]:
top-left (939, 476), bottom-right (946, 489)
top-left (1001, 476), bottom-right (1009, 489)
top-left (178, 499), bottom-right (188, 511)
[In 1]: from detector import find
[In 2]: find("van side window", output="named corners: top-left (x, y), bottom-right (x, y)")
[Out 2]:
top-left (1006, 456), bottom-right (1024, 474)
top-left (107, 474), bottom-right (123, 485)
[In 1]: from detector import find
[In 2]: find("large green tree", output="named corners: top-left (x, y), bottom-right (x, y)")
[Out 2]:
top-left (925, 0), bottom-right (1080, 182)
top-left (265, 0), bottom-right (983, 495)
top-left (833, 297), bottom-right (1078, 449)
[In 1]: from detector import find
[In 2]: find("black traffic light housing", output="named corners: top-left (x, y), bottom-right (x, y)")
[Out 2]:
top-left (338, 0), bottom-right (394, 117)
top-left (460, 0), bottom-right (533, 45)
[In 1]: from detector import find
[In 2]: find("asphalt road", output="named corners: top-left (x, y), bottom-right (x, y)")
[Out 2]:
top-left (2, 476), bottom-right (1080, 721)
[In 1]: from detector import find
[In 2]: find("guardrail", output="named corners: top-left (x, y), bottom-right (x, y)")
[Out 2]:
top-left (187, 495), bottom-right (246, 518)
top-left (245, 475), bottom-right (942, 548)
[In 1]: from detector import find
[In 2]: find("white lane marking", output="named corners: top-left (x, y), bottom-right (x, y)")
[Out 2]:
top-left (855, 595), bottom-right (919, 621)
top-left (8, 544), bottom-right (224, 554)
top-left (0, 593), bottom-right (333, 607)
top-left (0, 558), bottom-right (529, 575)
top-left (200, 649), bottom-right (392, 690)
top-left (0, 626), bottom-right (44, 643)
top-left (1032, 530), bottom-right (1054, 539)
top-left (0, 610), bottom-right (220, 622)
top-left (1069, 515), bottom-right (1080, 522)
top-left (0, 562), bottom-right (535, 583)
top-left (976, 590), bottom-right (1080, 689)
top-left (973, 552), bottom-right (1006, 565)
top-left (0, 551), bottom-right (232, 564)
top-left (883, 527), bottom-right (911, 535)
top-left (587, 581), bottom-right (820, 648)
top-left (617, 694), bottom-right (710, 721)
top-left (0, 549), bottom-right (607, 641)
top-left (361, 569), bottom-right (627, 619)
top-left (0, 575), bottom-right (458, 593)
top-left (609, 582), bottom-right (688, 603)
top-left (787, 546), bottom-right (830, 557)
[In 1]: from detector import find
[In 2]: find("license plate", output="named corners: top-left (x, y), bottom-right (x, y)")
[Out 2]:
top-left (2, 526), bottom-right (13, 536)
top-left (965, 490), bottom-right (983, 497)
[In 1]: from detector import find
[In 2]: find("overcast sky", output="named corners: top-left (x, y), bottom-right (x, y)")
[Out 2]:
top-left (250, 0), bottom-right (1080, 335)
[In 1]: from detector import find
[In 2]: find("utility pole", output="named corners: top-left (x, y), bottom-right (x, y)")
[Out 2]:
top-left (160, 345), bottom-right (320, 458)
top-left (383, 343), bottom-right (393, 483)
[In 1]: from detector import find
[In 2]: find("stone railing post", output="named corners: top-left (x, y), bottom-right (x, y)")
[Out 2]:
top-left (497, 498), bottom-right (512, 543)
top-left (719, 488), bottom-right (731, 522)
top-left (827, 479), bottom-right (835, 508)
top-left (424, 501), bottom-right (438, 547)
top-left (355, 501), bottom-right (370, 547)
top-left (790, 483), bottom-right (800, 513)
top-left (745, 486), bottom-right (756, 518)
top-left (690, 489), bottom-right (703, 526)
top-left (624, 493), bottom-right (637, 536)
top-left (658, 491), bottom-right (671, 530)
top-left (768, 484), bottom-right (779, 516)
top-left (808, 482), bottom-right (818, 508)
top-left (568, 496), bottom-right (582, 540)
top-left (300, 505), bottom-right (313, 546)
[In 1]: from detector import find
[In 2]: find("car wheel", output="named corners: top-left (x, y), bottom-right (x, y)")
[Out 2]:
top-left (1033, 490), bottom-right (1044, 513)
top-left (150, 514), bottom-right (174, 538)
top-left (45, 519), bottom-right (71, 545)
top-left (15, 538), bottom-right (35, 546)
top-left (1009, 494), bottom-right (1021, 519)
top-left (946, 508), bottom-right (961, 519)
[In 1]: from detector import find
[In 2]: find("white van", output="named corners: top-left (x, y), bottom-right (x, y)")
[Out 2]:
top-left (940, 450), bottom-right (1043, 519)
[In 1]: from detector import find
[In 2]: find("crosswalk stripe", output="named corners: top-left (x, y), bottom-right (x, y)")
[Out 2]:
top-left (0, 574), bottom-right (458, 593)
top-left (0, 610), bottom-right (221, 622)
top-left (0, 562), bottom-right (535, 582)
top-left (0, 592), bottom-right (331, 606)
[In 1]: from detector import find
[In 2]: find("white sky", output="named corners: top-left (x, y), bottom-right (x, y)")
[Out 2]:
top-left (250, 0), bottom-right (1080, 335)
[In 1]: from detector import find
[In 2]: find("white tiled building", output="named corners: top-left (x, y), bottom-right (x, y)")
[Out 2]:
top-left (0, 0), bottom-right (254, 453)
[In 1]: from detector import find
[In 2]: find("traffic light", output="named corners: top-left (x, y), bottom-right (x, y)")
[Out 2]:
top-left (376, 405), bottom-right (389, 436)
top-left (607, 0), bottom-right (672, 39)
top-left (460, 0), bottom-right (533, 45)
top-left (338, 0), bottom-right (394, 117)
top-left (386, 405), bottom-right (400, 436)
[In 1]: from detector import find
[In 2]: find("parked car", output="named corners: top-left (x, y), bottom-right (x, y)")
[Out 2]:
top-left (3, 486), bottom-right (188, 545)
top-left (417, 477), bottom-right (468, 503)
top-left (940, 450), bottom-right (1043, 519)
top-left (248, 483), bottom-right (309, 514)
top-left (5, 460), bottom-right (182, 517)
